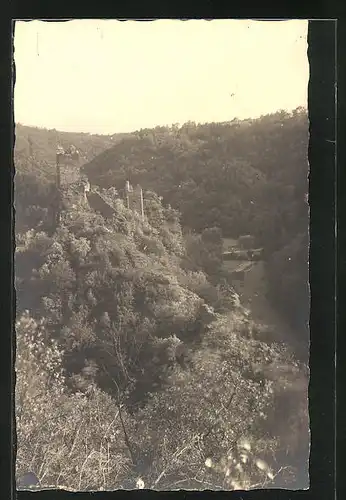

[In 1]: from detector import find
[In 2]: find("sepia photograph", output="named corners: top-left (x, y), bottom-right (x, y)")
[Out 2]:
top-left (14, 19), bottom-right (311, 491)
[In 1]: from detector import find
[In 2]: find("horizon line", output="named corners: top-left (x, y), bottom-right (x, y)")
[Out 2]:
top-left (15, 106), bottom-right (307, 137)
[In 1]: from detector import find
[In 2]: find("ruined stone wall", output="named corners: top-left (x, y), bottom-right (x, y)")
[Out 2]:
top-left (127, 185), bottom-right (143, 216)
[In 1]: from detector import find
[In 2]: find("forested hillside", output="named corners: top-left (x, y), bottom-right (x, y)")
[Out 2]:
top-left (82, 108), bottom-right (309, 341)
top-left (15, 123), bottom-right (134, 167)
top-left (15, 111), bottom-right (309, 342)
top-left (14, 111), bottom-right (309, 490)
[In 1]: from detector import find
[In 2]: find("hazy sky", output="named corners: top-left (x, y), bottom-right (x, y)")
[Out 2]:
top-left (14, 19), bottom-right (308, 135)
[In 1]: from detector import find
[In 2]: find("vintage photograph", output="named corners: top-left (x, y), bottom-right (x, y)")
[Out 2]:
top-left (14, 19), bottom-right (310, 491)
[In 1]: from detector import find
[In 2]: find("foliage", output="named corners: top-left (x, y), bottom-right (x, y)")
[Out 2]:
top-left (15, 111), bottom-right (309, 337)
top-left (80, 109), bottom-right (309, 338)
top-left (16, 197), bottom-right (209, 404)
top-left (16, 311), bottom-right (135, 491)
top-left (16, 308), bottom-right (302, 491)
top-left (15, 112), bottom-right (309, 490)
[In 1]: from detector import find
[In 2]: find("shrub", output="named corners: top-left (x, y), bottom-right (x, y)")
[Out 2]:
top-left (15, 311), bottom-right (134, 491)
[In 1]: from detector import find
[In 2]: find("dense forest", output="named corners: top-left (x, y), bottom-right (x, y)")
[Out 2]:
top-left (83, 107), bottom-right (310, 340)
top-left (14, 110), bottom-right (310, 491)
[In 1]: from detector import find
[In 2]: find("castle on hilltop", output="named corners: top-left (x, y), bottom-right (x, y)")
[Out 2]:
top-left (54, 145), bottom-right (145, 224)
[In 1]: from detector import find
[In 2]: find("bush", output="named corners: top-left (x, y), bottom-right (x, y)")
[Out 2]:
top-left (15, 311), bottom-right (135, 491)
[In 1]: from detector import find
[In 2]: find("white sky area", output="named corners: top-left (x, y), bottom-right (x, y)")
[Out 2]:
top-left (14, 19), bottom-right (309, 135)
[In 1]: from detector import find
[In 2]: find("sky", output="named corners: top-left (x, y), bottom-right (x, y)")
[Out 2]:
top-left (13, 19), bottom-right (309, 135)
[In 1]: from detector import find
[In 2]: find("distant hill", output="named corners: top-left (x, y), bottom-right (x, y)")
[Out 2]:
top-left (82, 110), bottom-right (308, 243)
top-left (14, 123), bottom-right (135, 180)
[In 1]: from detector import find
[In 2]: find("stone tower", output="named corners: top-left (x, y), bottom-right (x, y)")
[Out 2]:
top-left (56, 145), bottom-right (81, 189)
top-left (55, 145), bottom-right (83, 224)
top-left (125, 181), bottom-right (144, 219)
